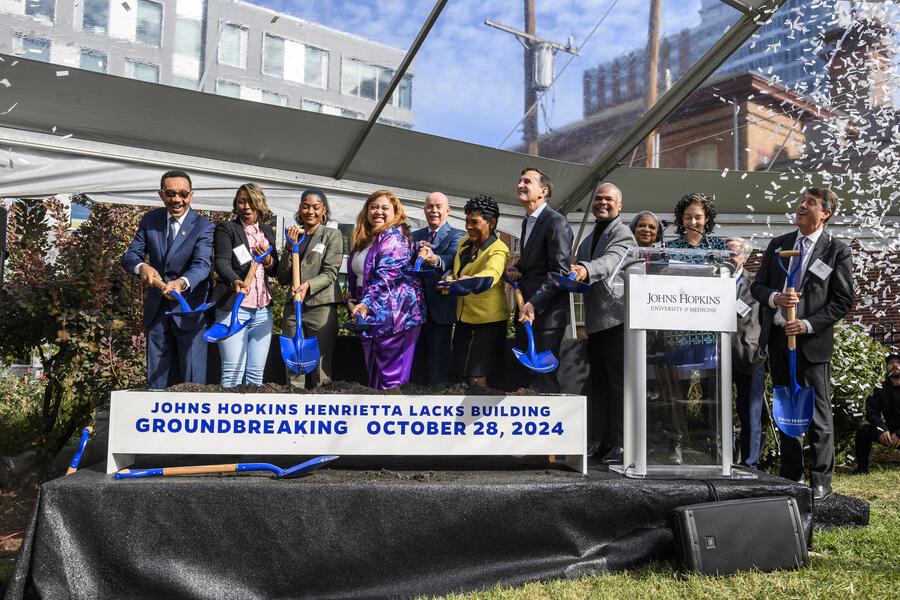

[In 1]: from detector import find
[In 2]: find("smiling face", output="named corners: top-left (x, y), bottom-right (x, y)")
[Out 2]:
top-left (726, 239), bottom-right (746, 271)
top-left (159, 176), bottom-right (193, 218)
top-left (299, 194), bottom-right (326, 229)
top-left (235, 190), bottom-right (259, 225)
top-left (516, 170), bottom-right (548, 211)
top-left (681, 201), bottom-right (708, 234)
top-left (591, 184), bottom-right (622, 222)
top-left (795, 191), bottom-right (832, 235)
top-left (465, 211), bottom-right (493, 246)
top-left (633, 214), bottom-right (659, 247)
top-left (367, 195), bottom-right (395, 228)
top-left (424, 193), bottom-right (450, 229)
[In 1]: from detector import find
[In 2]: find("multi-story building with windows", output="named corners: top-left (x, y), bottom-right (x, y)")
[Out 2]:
top-left (0, 0), bottom-right (414, 127)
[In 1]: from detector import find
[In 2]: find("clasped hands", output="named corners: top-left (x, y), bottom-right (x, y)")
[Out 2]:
top-left (139, 264), bottom-right (183, 300)
top-left (774, 290), bottom-right (808, 335)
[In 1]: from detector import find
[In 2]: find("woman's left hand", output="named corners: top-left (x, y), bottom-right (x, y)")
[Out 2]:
top-left (254, 241), bottom-right (272, 266)
top-left (350, 302), bottom-right (369, 320)
top-left (292, 281), bottom-right (310, 302)
top-left (418, 246), bottom-right (438, 266)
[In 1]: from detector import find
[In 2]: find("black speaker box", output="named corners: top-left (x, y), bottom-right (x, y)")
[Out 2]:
top-left (672, 496), bottom-right (808, 575)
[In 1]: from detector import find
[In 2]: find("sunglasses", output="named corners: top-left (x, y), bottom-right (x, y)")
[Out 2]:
top-left (161, 189), bottom-right (191, 199)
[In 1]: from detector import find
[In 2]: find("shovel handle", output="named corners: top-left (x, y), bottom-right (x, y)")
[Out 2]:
top-left (785, 285), bottom-right (797, 350)
top-left (292, 253), bottom-right (302, 301)
top-left (241, 259), bottom-right (263, 289)
top-left (780, 250), bottom-right (800, 258)
top-left (161, 464), bottom-right (239, 475)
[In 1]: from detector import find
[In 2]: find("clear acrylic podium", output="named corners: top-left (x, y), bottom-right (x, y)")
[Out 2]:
top-left (608, 246), bottom-right (755, 479)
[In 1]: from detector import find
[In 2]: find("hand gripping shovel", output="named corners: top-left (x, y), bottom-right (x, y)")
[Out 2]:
top-left (342, 301), bottom-right (376, 333)
top-left (65, 426), bottom-right (93, 475)
top-left (150, 278), bottom-right (212, 329)
top-left (115, 455), bottom-right (339, 479)
top-left (504, 277), bottom-right (558, 373)
top-left (435, 277), bottom-right (493, 296)
top-left (204, 245), bottom-right (273, 343)
top-left (280, 229), bottom-right (320, 374)
top-left (402, 252), bottom-right (437, 280)
top-left (549, 271), bottom-right (590, 294)
top-left (772, 247), bottom-right (815, 437)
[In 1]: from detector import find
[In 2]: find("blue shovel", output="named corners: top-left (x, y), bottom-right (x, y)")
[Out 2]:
top-left (342, 301), bottom-right (376, 333)
top-left (772, 247), bottom-right (815, 437)
top-left (66, 426), bottom-right (93, 475)
top-left (435, 277), bottom-right (493, 296)
top-left (204, 246), bottom-right (273, 343)
top-left (402, 251), bottom-right (437, 280)
top-left (504, 277), bottom-right (558, 373)
top-left (149, 279), bottom-right (213, 329)
top-left (279, 229), bottom-right (320, 374)
top-left (115, 455), bottom-right (339, 479)
top-left (549, 271), bottom-right (590, 294)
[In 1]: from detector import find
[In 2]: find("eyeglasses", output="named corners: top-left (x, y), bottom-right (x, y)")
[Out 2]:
top-left (161, 189), bottom-right (191, 199)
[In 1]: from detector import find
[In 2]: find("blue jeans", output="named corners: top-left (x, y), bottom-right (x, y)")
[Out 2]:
top-left (215, 306), bottom-right (273, 387)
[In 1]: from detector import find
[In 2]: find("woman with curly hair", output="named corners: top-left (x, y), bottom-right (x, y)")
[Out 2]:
top-left (665, 192), bottom-right (726, 256)
top-left (443, 195), bottom-right (510, 388)
top-left (347, 190), bottom-right (424, 390)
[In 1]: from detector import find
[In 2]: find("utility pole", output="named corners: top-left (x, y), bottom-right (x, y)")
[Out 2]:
top-left (645, 0), bottom-right (662, 168)
top-left (486, 0), bottom-right (580, 156)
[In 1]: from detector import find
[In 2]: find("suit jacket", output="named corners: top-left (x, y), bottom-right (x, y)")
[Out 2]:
top-left (276, 225), bottom-right (344, 309)
top-left (412, 222), bottom-right (465, 325)
top-left (453, 235), bottom-right (510, 324)
top-left (750, 229), bottom-right (854, 364)
top-left (514, 204), bottom-right (574, 330)
top-left (211, 219), bottom-right (278, 312)
top-left (732, 269), bottom-right (767, 373)
top-left (122, 207), bottom-right (214, 327)
top-left (575, 216), bottom-right (635, 334)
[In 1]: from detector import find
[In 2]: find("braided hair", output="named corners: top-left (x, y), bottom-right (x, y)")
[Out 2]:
top-left (464, 195), bottom-right (499, 231)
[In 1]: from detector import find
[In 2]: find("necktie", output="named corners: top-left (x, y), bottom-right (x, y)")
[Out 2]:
top-left (788, 236), bottom-right (807, 287)
top-left (167, 218), bottom-right (176, 247)
top-left (429, 229), bottom-right (437, 244)
top-left (520, 218), bottom-right (528, 249)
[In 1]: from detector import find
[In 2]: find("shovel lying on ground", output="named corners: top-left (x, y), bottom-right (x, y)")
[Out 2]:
top-left (280, 229), bottom-right (320, 375)
top-left (549, 271), bottom-right (589, 294)
top-left (435, 277), bottom-right (493, 296)
top-left (114, 455), bottom-right (339, 479)
top-left (65, 426), bottom-right (93, 475)
top-left (772, 248), bottom-right (815, 437)
top-left (204, 246), bottom-right (273, 343)
top-left (504, 277), bottom-right (559, 373)
top-left (149, 278), bottom-right (213, 329)
top-left (402, 252), bottom-right (437, 280)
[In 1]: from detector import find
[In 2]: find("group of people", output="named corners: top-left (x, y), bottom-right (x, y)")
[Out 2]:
top-left (125, 168), bottom-right (869, 500)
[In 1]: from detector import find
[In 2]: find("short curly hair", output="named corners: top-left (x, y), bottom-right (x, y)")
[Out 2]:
top-left (464, 195), bottom-right (499, 231)
top-left (674, 192), bottom-right (717, 235)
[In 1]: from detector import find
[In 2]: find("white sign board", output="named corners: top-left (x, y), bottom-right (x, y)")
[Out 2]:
top-left (628, 274), bottom-right (736, 332)
top-left (108, 391), bottom-right (588, 474)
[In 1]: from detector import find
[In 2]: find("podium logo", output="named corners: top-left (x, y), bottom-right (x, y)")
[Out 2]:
top-left (646, 292), bottom-right (721, 305)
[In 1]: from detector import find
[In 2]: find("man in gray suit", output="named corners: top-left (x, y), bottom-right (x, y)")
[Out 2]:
top-left (727, 236), bottom-right (767, 468)
top-left (571, 182), bottom-right (635, 462)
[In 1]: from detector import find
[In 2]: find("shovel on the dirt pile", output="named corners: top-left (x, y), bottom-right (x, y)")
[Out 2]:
top-left (203, 246), bottom-right (273, 343)
top-left (279, 229), bottom-right (320, 375)
top-left (503, 277), bottom-right (558, 373)
top-left (771, 248), bottom-right (815, 437)
top-left (115, 455), bottom-right (339, 479)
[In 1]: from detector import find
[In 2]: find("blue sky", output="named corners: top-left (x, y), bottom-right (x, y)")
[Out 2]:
top-left (254, 0), bottom-right (722, 148)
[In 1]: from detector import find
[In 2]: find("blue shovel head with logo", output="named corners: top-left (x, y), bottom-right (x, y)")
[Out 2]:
top-left (772, 348), bottom-right (815, 437)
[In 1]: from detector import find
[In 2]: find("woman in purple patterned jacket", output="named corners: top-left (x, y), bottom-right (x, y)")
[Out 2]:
top-left (347, 190), bottom-right (425, 389)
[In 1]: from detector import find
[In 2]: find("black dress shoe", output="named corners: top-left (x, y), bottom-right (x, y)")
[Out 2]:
top-left (812, 484), bottom-right (833, 501)
top-left (600, 446), bottom-right (624, 465)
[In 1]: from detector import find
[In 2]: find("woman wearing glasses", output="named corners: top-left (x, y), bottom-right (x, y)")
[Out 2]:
top-left (277, 189), bottom-right (343, 388)
top-left (347, 190), bottom-right (424, 390)
top-left (211, 183), bottom-right (278, 387)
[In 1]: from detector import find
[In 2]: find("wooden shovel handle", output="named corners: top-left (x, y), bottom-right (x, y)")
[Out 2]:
top-left (780, 249), bottom-right (801, 258)
top-left (150, 278), bottom-right (167, 291)
top-left (292, 252), bottom-right (302, 301)
top-left (785, 285), bottom-right (797, 350)
top-left (241, 260), bottom-right (262, 289)
top-left (162, 464), bottom-right (238, 475)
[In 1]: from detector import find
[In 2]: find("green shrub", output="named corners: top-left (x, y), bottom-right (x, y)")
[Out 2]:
top-left (0, 370), bottom-right (44, 456)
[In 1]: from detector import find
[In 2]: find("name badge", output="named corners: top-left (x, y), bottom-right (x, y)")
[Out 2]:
top-left (311, 243), bottom-right (326, 254)
top-left (233, 244), bottom-right (252, 265)
top-left (736, 299), bottom-right (751, 317)
top-left (808, 258), bottom-right (832, 280)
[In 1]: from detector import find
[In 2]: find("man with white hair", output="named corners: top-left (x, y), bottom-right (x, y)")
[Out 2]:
top-left (727, 236), bottom-right (767, 468)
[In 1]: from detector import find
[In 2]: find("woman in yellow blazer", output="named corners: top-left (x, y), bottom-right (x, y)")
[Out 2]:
top-left (445, 195), bottom-right (509, 387)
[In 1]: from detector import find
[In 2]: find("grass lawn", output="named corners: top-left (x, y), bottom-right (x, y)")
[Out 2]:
top-left (431, 468), bottom-right (900, 600)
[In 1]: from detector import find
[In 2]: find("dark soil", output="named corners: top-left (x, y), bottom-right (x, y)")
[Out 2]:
top-left (165, 381), bottom-right (540, 396)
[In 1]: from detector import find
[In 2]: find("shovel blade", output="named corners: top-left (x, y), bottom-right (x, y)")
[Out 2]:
top-left (772, 385), bottom-right (814, 437)
top-left (549, 272), bottom-right (589, 294)
top-left (203, 318), bottom-right (250, 343)
top-left (279, 455), bottom-right (339, 479)
top-left (512, 347), bottom-right (559, 373)
top-left (402, 266), bottom-right (436, 280)
top-left (445, 277), bottom-right (493, 296)
top-left (281, 335), bottom-right (320, 374)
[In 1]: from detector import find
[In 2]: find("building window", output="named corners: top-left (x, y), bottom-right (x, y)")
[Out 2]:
top-left (685, 144), bottom-right (718, 170)
top-left (216, 80), bottom-right (240, 98)
top-left (218, 23), bottom-right (247, 69)
top-left (127, 60), bottom-right (159, 83)
top-left (342, 58), bottom-right (408, 107)
top-left (304, 45), bottom-right (327, 88)
top-left (79, 50), bottom-right (107, 73)
top-left (398, 74), bottom-right (412, 109)
top-left (82, 0), bottom-right (109, 35)
top-left (136, 0), bottom-right (162, 47)
top-left (262, 91), bottom-right (287, 106)
top-left (262, 34), bottom-right (285, 78)
top-left (171, 75), bottom-right (198, 90)
top-left (25, 0), bottom-right (55, 22)
top-left (23, 37), bottom-right (51, 62)
top-left (301, 99), bottom-right (322, 112)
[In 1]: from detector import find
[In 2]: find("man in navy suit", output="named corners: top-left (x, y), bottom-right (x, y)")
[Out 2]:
top-left (751, 187), bottom-right (854, 500)
top-left (412, 192), bottom-right (465, 385)
top-left (505, 167), bottom-right (573, 393)
top-left (122, 170), bottom-right (215, 389)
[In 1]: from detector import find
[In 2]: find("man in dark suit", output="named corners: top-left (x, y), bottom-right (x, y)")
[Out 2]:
top-left (505, 167), bottom-right (573, 393)
top-left (750, 187), bottom-right (854, 500)
top-left (726, 236), bottom-right (767, 469)
top-left (412, 192), bottom-right (465, 385)
top-left (571, 182), bottom-right (635, 462)
top-left (122, 170), bottom-right (215, 389)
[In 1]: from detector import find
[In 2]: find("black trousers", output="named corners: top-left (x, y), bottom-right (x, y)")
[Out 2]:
top-left (769, 332), bottom-right (833, 487)
top-left (854, 424), bottom-right (899, 471)
top-left (586, 325), bottom-right (625, 449)
top-left (514, 324), bottom-right (565, 393)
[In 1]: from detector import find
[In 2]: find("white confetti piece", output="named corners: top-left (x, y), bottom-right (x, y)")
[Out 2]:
top-left (56, 70), bottom-right (69, 77)
top-left (60, 133), bottom-right (73, 139)
top-left (51, 126), bottom-right (57, 133)
top-left (122, 1), bottom-right (130, 8)
top-left (0, 79), bottom-right (9, 87)
top-left (2, 102), bottom-right (17, 115)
